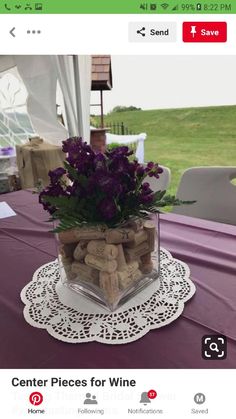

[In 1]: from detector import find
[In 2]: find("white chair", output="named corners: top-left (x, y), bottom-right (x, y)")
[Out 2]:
top-left (143, 165), bottom-right (171, 192)
top-left (172, 166), bottom-right (236, 225)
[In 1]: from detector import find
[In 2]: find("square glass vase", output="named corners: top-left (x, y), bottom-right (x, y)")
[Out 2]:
top-left (56, 215), bottom-right (160, 311)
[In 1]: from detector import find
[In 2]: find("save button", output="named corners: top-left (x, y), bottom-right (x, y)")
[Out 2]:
top-left (183, 22), bottom-right (227, 43)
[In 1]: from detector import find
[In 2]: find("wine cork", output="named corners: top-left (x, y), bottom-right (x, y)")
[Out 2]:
top-left (124, 218), bottom-right (143, 232)
top-left (124, 252), bottom-right (137, 264)
top-left (61, 255), bottom-right (73, 266)
top-left (64, 267), bottom-right (77, 281)
top-left (59, 243), bottom-right (76, 258)
top-left (143, 221), bottom-right (156, 252)
top-left (140, 262), bottom-right (153, 274)
top-left (60, 257), bottom-right (76, 281)
top-left (73, 240), bottom-right (88, 261)
top-left (58, 229), bottom-right (80, 244)
top-left (140, 252), bottom-right (153, 274)
top-left (58, 226), bottom-right (106, 244)
top-left (117, 261), bottom-right (139, 282)
top-left (75, 226), bottom-right (106, 240)
top-left (85, 254), bottom-right (117, 273)
top-left (140, 252), bottom-right (152, 265)
top-left (119, 269), bottom-right (142, 290)
top-left (99, 271), bottom-right (120, 305)
top-left (87, 240), bottom-right (118, 260)
top-left (117, 244), bottom-right (127, 271)
top-left (124, 241), bottom-right (150, 260)
top-left (105, 228), bottom-right (135, 244)
top-left (131, 269), bottom-right (142, 282)
top-left (125, 230), bottom-right (148, 248)
top-left (71, 261), bottom-right (99, 282)
top-left (119, 275), bottom-right (133, 290)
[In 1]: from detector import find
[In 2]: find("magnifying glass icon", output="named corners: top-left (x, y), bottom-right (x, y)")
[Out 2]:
top-left (209, 342), bottom-right (219, 352)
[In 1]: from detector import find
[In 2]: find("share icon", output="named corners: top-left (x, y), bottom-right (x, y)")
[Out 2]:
top-left (137, 27), bottom-right (146, 37)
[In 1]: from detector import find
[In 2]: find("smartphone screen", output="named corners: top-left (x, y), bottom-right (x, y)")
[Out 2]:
top-left (0, 1), bottom-right (235, 418)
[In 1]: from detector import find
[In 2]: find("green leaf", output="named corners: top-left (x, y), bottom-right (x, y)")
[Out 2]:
top-left (63, 161), bottom-right (88, 187)
top-left (78, 174), bottom-right (88, 188)
top-left (63, 161), bottom-right (80, 181)
top-left (42, 195), bottom-right (79, 210)
top-left (153, 190), bottom-right (166, 201)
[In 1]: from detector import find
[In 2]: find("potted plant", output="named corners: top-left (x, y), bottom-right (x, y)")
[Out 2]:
top-left (39, 137), bottom-right (188, 311)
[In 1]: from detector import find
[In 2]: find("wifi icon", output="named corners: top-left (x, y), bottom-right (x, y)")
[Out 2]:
top-left (161, 3), bottom-right (169, 9)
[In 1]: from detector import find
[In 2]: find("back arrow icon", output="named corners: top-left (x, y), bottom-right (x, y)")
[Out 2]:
top-left (10, 27), bottom-right (16, 37)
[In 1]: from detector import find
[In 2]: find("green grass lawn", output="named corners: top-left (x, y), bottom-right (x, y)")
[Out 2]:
top-left (99, 105), bottom-right (236, 195)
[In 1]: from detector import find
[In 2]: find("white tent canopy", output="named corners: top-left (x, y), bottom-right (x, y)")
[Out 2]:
top-left (0, 55), bottom-right (92, 145)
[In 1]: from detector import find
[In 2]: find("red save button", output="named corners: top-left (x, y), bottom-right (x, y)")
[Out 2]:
top-left (183, 22), bottom-right (227, 42)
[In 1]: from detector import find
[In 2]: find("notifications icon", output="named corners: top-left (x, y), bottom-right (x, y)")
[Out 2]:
top-left (148, 390), bottom-right (157, 399)
top-left (29, 392), bottom-right (43, 406)
top-left (140, 389), bottom-right (157, 405)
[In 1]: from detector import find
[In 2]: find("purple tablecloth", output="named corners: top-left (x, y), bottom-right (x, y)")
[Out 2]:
top-left (0, 190), bottom-right (236, 368)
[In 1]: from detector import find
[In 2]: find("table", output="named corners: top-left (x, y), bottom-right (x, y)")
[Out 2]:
top-left (0, 190), bottom-right (236, 368)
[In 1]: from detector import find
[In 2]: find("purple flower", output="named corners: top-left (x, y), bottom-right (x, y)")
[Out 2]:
top-left (39, 137), bottom-right (167, 225)
top-left (62, 137), bottom-right (83, 153)
top-left (128, 160), bottom-right (139, 177)
top-left (154, 165), bottom-right (163, 178)
top-left (126, 177), bottom-right (136, 191)
top-left (138, 182), bottom-right (155, 205)
top-left (62, 137), bottom-right (95, 174)
top-left (139, 192), bottom-right (154, 204)
top-left (147, 162), bottom-right (155, 170)
top-left (39, 183), bottom-right (65, 200)
top-left (145, 161), bottom-right (164, 179)
top-left (39, 183), bottom-right (67, 214)
top-left (90, 170), bottom-right (122, 196)
top-left (145, 162), bottom-right (155, 176)
top-left (94, 153), bottom-right (106, 170)
top-left (106, 146), bottom-right (133, 158)
top-left (48, 167), bottom-right (66, 184)
top-left (109, 156), bottom-right (130, 174)
top-left (142, 182), bottom-right (151, 192)
top-left (0, 146), bottom-right (14, 156)
top-left (99, 198), bottom-right (117, 220)
top-left (97, 173), bottom-right (114, 192)
top-left (136, 166), bottom-right (145, 177)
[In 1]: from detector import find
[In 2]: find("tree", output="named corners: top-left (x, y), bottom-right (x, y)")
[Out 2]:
top-left (110, 105), bottom-right (142, 113)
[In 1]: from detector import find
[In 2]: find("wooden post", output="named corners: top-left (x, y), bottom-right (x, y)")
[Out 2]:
top-left (90, 128), bottom-right (108, 153)
top-left (121, 122), bottom-right (125, 135)
top-left (100, 90), bottom-right (104, 128)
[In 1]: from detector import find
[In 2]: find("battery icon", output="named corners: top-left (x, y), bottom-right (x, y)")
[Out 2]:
top-left (196, 3), bottom-right (202, 10)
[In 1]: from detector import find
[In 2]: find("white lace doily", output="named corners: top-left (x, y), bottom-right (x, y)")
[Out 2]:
top-left (20, 248), bottom-right (196, 345)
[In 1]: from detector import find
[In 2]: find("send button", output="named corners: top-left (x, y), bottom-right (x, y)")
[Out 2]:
top-left (129, 22), bottom-right (177, 42)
